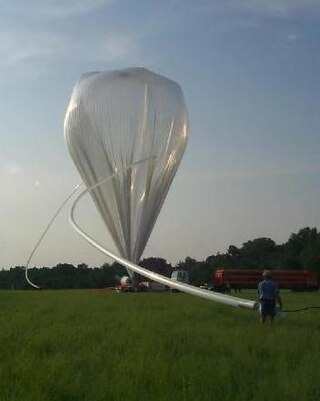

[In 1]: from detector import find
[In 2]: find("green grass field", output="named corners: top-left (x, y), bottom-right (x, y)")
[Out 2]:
top-left (0, 290), bottom-right (319, 401)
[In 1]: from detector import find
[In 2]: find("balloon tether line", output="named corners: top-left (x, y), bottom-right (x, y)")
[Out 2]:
top-left (24, 182), bottom-right (83, 289)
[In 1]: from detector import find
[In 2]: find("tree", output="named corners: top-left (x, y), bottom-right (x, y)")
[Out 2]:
top-left (300, 235), bottom-right (320, 272)
top-left (1, 227), bottom-right (319, 289)
top-left (139, 257), bottom-right (172, 279)
top-left (240, 238), bottom-right (278, 269)
top-left (283, 227), bottom-right (319, 269)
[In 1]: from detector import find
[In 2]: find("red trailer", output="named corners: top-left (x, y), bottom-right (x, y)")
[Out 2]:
top-left (213, 269), bottom-right (318, 292)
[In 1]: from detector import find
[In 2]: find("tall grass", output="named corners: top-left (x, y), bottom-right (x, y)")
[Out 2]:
top-left (0, 290), bottom-right (319, 401)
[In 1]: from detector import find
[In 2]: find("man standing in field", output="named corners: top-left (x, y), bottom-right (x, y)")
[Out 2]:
top-left (257, 270), bottom-right (283, 324)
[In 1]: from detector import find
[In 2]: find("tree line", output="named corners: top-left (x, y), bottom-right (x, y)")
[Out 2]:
top-left (1, 227), bottom-right (319, 289)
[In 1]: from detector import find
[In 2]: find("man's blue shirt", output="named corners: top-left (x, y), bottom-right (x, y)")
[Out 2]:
top-left (258, 279), bottom-right (279, 301)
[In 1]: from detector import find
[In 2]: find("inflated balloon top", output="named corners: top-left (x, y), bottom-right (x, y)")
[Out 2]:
top-left (64, 67), bottom-right (189, 268)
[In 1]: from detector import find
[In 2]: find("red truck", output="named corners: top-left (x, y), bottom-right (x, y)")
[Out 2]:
top-left (213, 269), bottom-right (319, 292)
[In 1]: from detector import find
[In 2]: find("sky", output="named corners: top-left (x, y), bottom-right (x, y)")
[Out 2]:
top-left (1, 0), bottom-right (320, 269)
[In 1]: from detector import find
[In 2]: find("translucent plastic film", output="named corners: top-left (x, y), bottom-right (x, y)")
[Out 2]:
top-left (64, 68), bottom-right (189, 270)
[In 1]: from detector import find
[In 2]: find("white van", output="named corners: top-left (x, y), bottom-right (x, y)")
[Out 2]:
top-left (171, 270), bottom-right (189, 291)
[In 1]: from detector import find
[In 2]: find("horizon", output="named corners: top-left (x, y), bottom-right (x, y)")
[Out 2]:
top-left (3, 225), bottom-right (318, 269)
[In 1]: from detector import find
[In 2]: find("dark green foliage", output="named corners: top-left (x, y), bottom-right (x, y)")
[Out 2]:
top-left (0, 227), bottom-right (319, 289)
top-left (300, 236), bottom-right (320, 271)
top-left (0, 263), bottom-right (127, 290)
top-left (206, 227), bottom-right (320, 274)
top-left (283, 228), bottom-right (320, 270)
top-left (139, 257), bottom-right (173, 279)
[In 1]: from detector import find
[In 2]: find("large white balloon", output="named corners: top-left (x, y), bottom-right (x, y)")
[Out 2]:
top-left (64, 67), bottom-right (189, 272)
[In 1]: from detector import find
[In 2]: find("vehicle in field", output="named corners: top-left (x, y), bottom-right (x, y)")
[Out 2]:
top-left (171, 270), bottom-right (189, 284)
top-left (116, 276), bottom-right (135, 292)
top-left (213, 269), bottom-right (319, 292)
top-left (139, 281), bottom-right (167, 292)
top-left (171, 270), bottom-right (189, 292)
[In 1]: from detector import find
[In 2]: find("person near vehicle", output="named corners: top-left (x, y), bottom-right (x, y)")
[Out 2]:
top-left (257, 270), bottom-right (283, 324)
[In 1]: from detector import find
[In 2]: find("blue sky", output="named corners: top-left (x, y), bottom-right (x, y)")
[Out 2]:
top-left (1, 0), bottom-right (320, 268)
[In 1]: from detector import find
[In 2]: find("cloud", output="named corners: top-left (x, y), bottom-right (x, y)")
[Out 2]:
top-left (4, 0), bottom-right (113, 18)
top-left (97, 33), bottom-right (140, 62)
top-left (0, 1), bottom-right (142, 70)
top-left (276, 32), bottom-right (301, 49)
top-left (238, 0), bottom-right (320, 18)
top-left (0, 33), bottom-right (70, 66)
top-left (38, 0), bottom-right (112, 18)
top-left (3, 163), bottom-right (23, 175)
top-left (287, 33), bottom-right (299, 41)
top-left (0, 31), bottom-right (140, 68)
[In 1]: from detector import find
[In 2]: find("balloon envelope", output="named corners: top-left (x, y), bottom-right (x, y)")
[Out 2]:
top-left (64, 67), bottom-right (189, 269)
